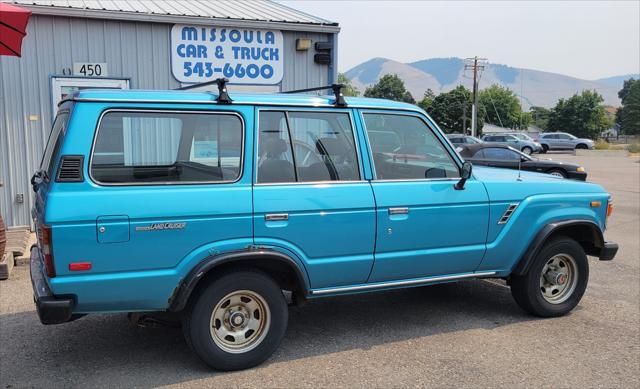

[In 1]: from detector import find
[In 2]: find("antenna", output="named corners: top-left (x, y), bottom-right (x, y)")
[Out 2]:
top-left (517, 157), bottom-right (523, 181)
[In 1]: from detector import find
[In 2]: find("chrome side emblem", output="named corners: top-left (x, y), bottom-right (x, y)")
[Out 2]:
top-left (135, 222), bottom-right (186, 232)
top-left (498, 204), bottom-right (519, 225)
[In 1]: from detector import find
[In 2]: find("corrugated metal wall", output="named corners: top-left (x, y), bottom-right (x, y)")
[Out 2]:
top-left (0, 14), bottom-right (331, 227)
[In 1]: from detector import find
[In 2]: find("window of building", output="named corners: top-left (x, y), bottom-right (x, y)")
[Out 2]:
top-left (257, 111), bottom-right (360, 183)
top-left (363, 113), bottom-right (459, 180)
top-left (91, 111), bottom-right (243, 184)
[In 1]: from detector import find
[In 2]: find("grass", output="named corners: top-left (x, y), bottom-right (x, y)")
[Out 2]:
top-left (627, 143), bottom-right (640, 154)
top-left (594, 140), bottom-right (610, 150)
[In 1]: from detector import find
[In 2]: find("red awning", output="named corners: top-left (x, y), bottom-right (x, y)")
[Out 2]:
top-left (0, 2), bottom-right (32, 57)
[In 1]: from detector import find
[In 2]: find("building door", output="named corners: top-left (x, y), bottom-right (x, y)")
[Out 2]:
top-left (50, 76), bottom-right (129, 116)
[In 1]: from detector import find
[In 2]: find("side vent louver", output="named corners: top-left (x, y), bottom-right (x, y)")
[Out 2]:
top-left (498, 203), bottom-right (519, 225)
top-left (56, 155), bottom-right (84, 182)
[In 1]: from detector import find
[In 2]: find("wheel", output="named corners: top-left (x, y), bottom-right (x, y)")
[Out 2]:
top-left (521, 146), bottom-right (533, 155)
top-left (547, 169), bottom-right (567, 178)
top-left (183, 270), bottom-right (288, 370)
top-left (510, 236), bottom-right (589, 317)
top-left (541, 144), bottom-right (549, 153)
top-left (575, 143), bottom-right (588, 150)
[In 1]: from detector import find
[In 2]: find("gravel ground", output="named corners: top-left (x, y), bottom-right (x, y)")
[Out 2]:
top-left (1, 152), bottom-right (638, 388)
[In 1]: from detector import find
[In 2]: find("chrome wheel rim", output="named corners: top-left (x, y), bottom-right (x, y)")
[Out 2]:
top-left (549, 171), bottom-right (564, 178)
top-left (540, 254), bottom-right (578, 304)
top-left (210, 290), bottom-right (270, 353)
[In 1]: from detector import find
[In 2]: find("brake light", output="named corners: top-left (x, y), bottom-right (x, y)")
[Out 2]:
top-left (40, 225), bottom-right (56, 278)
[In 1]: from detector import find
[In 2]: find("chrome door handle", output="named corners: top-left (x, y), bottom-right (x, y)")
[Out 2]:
top-left (388, 207), bottom-right (409, 215)
top-left (265, 213), bottom-right (289, 221)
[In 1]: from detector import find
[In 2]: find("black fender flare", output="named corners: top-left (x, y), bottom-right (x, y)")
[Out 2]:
top-left (168, 248), bottom-right (309, 312)
top-left (511, 220), bottom-right (604, 276)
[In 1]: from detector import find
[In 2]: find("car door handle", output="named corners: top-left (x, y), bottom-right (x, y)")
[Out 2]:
top-left (388, 207), bottom-right (409, 215)
top-left (265, 213), bottom-right (289, 221)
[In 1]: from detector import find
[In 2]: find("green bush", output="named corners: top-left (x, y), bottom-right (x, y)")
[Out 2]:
top-left (594, 140), bottom-right (610, 150)
top-left (627, 143), bottom-right (640, 153)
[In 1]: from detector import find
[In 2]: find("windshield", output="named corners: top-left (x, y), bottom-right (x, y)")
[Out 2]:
top-left (468, 136), bottom-right (482, 144)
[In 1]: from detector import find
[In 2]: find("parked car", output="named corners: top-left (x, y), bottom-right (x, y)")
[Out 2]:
top-left (446, 134), bottom-right (483, 145)
top-left (30, 85), bottom-right (617, 371)
top-left (457, 143), bottom-right (588, 180)
top-left (481, 133), bottom-right (543, 154)
top-left (537, 132), bottom-right (595, 153)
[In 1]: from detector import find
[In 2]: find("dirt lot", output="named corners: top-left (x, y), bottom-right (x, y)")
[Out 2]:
top-left (1, 152), bottom-right (638, 388)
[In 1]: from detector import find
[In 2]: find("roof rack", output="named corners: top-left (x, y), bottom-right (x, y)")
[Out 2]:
top-left (282, 84), bottom-right (347, 107)
top-left (177, 78), bottom-right (233, 104)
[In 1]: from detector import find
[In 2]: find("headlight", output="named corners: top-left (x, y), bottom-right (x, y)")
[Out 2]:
top-left (576, 167), bottom-right (585, 172)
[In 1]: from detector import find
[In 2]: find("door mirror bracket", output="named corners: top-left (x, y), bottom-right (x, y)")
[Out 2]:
top-left (454, 162), bottom-right (473, 190)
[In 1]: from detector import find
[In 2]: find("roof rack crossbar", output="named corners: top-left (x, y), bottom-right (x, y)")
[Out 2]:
top-left (177, 78), bottom-right (233, 104)
top-left (282, 84), bottom-right (347, 107)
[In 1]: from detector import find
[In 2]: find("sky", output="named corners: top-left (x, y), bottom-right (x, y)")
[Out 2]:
top-left (279, 0), bottom-right (640, 80)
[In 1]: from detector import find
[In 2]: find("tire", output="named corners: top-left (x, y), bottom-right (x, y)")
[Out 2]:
top-left (183, 270), bottom-right (288, 371)
top-left (547, 169), bottom-right (567, 178)
top-left (510, 236), bottom-right (589, 317)
top-left (575, 143), bottom-right (588, 150)
top-left (541, 144), bottom-right (549, 153)
top-left (521, 146), bottom-right (533, 155)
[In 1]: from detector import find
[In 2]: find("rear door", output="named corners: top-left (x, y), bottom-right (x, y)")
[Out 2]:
top-left (361, 111), bottom-right (489, 282)
top-left (252, 108), bottom-right (376, 289)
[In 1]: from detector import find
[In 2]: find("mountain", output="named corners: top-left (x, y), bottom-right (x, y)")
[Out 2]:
top-left (595, 74), bottom-right (640, 87)
top-left (345, 57), bottom-right (631, 109)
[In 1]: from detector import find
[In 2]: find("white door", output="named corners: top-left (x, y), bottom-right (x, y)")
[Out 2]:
top-left (51, 77), bottom-right (129, 116)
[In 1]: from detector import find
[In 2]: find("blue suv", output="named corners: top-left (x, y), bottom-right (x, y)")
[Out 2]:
top-left (30, 83), bottom-right (618, 371)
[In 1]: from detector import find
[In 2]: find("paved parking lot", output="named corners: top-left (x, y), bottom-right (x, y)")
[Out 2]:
top-left (1, 152), bottom-right (638, 388)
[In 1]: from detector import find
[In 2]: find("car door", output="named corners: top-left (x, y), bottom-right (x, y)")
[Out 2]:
top-left (545, 134), bottom-right (560, 149)
top-left (252, 108), bottom-right (376, 289)
top-left (361, 111), bottom-right (490, 282)
top-left (480, 147), bottom-right (521, 169)
top-left (556, 133), bottom-right (573, 149)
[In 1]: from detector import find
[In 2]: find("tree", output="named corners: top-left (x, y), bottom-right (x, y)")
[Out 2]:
top-left (617, 78), bottom-right (640, 135)
top-left (337, 73), bottom-right (359, 97)
top-left (547, 90), bottom-right (611, 138)
top-left (364, 74), bottom-right (415, 103)
top-left (529, 106), bottom-right (551, 130)
top-left (427, 85), bottom-right (483, 133)
top-left (479, 84), bottom-right (526, 129)
top-left (417, 89), bottom-right (436, 111)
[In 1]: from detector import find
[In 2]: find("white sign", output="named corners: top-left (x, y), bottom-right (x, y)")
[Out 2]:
top-left (73, 62), bottom-right (108, 77)
top-left (171, 25), bottom-right (283, 85)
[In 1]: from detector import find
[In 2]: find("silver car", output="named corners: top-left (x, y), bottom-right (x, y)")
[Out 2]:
top-left (537, 132), bottom-right (594, 153)
top-left (480, 133), bottom-right (542, 154)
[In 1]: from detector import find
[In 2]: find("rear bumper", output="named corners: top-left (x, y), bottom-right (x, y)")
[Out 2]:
top-left (599, 241), bottom-right (618, 261)
top-left (30, 246), bottom-right (75, 325)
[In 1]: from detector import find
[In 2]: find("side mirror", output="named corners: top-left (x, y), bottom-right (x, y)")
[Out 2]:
top-left (454, 162), bottom-right (473, 190)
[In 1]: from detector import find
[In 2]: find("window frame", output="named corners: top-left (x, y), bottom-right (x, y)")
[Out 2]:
top-left (40, 109), bottom-right (71, 181)
top-left (360, 110), bottom-right (463, 182)
top-left (254, 107), bottom-right (364, 186)
top-left (89, 108), bottom-right (245, 186)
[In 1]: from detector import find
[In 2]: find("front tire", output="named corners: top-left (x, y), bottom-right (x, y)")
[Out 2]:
top-left (522, 146), bottom-right (533, 155)
top-left (541, 144), bottom-right (549, 153)
top-left (510, 236), bottom-right (589, 317)
top-left (547, 169), bottom-right (567, 178)
top-left (183, 270), bottom-right (288, 370)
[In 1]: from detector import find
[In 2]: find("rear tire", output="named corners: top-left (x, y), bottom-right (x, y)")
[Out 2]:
top-left (510, 236), bottom-right (589, 317)
top-left (183, 270), bottom-right (288, 371)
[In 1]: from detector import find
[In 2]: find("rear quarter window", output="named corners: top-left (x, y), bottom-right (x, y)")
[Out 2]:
top-left (40, 111), bottom-right (70, 178)
top-left (90, 110), bottom-right (243, 185)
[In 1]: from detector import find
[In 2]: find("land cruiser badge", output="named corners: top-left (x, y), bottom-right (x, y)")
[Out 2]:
top-left (135, 222), bottom-right (186, 232)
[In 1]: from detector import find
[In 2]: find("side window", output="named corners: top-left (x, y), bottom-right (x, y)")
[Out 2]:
top-left (473, 149), bottom-right (485, 158)
top-left (91, 111), bottom-right (243, 184)
top-left (483, 147), bottom-right (520, 161)
top-left (557, 133), bottom-right (571, 140)
top-left (257, 111), bottom-right (360, 183)
top-left (364, 113), bottom-right (460, 180)
top-left (41, 111), bottom-right (70, 178)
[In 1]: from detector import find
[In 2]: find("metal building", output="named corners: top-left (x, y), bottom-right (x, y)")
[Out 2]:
top-left (0, 0), bottom-right (340, 227)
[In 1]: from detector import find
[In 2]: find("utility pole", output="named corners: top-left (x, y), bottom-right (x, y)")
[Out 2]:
top-left (465, 56), bottom-right (486, 137)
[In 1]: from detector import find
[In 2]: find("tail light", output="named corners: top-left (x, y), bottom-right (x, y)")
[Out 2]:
top-left (39, 225), bottom-right (56, 278)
